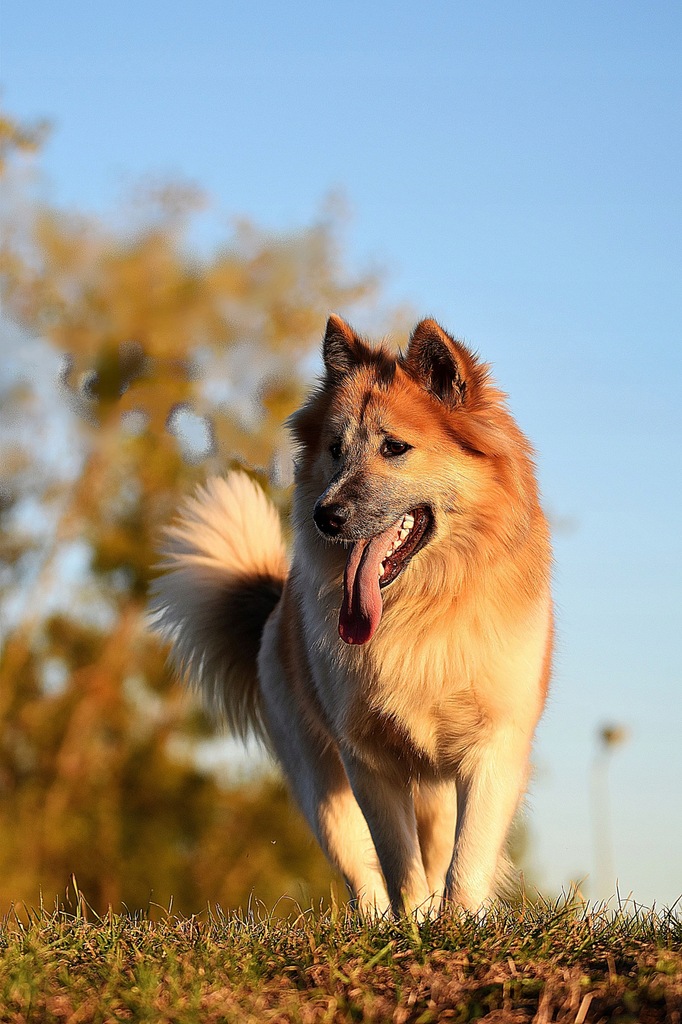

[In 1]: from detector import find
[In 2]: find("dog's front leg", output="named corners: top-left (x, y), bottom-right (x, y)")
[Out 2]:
top-left (259, 614), bottom-right (390, 916)
top-left (446, 727), bottom-right (530, 911)
top-left (261, 699), bottom-right (391, 916)
top-left (342, 753), bottom-right (435, 918)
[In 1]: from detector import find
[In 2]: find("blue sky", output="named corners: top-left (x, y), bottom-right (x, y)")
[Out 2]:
top-left (3, 1), bottom-right (681, 906)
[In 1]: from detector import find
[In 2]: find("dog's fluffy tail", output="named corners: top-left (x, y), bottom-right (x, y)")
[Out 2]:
top-left (149, 472), bottom-right (287, 741)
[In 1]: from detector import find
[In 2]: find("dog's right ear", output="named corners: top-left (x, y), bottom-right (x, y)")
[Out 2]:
top-left (323, 315), bottom-right (366, 378)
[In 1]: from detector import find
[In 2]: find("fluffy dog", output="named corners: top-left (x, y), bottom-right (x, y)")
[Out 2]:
top-left (150, 316), bottom-right (553, 916)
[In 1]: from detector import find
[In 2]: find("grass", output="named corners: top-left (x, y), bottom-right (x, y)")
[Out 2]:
top-left (0, 890), bottom-right (680, 1022)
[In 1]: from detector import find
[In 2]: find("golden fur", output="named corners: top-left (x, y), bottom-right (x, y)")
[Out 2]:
top-left (151, 316), bottom-right (553, 916)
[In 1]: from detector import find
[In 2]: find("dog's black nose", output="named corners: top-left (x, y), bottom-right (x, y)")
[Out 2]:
top-left (313, 501), bottom-right (350, 537)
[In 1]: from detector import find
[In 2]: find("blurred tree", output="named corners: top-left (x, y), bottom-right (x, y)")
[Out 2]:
top-left (0, 106), bottom-right (390, 914)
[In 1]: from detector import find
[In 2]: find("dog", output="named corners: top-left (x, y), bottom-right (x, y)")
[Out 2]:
top-left (150, 316), bottom-right (553, 916)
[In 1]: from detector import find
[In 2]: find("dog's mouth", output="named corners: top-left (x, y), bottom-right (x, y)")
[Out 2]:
top-left (338, 505), bottom-right (432, 646)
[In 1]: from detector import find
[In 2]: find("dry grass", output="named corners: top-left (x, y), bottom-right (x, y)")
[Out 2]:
top-left (1, 890), bottom-right (680, 1022)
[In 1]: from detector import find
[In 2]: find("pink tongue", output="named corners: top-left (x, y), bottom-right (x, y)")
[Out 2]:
top-left (338, 523), bottom-right (400, 645)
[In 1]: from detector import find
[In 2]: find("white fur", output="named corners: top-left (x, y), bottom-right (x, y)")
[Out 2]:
top-left (149, 473), bottom-right (286, 737)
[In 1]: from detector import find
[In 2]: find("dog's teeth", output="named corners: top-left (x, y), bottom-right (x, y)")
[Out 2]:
top-left (404, 515), bottom-right (415, 528)
top-left (386, 547), bottom-right (393, 557)
top-left (399, 528), bottom-right (409, 539)
top-left (378, 563), bottom-right (385, 577)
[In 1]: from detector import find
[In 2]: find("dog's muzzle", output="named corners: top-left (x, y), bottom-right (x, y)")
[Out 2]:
top-left (313, 501), bottom-right (351, 537)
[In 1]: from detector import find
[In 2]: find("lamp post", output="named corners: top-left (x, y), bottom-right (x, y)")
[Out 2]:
top-left (590, 723), bottom-right (629, 901)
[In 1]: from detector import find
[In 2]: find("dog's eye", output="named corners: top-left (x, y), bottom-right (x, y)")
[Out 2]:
top-left (380, 439), bottom-right (410, 457)
top-left (329, 442), bottom-right (342, 460)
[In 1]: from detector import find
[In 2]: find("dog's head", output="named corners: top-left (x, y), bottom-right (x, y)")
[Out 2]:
top-left (289, 316), bottom-right (537, 645)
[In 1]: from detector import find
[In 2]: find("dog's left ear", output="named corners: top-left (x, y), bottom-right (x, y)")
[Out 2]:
top-left (404, 319), bottom-right (469, 407)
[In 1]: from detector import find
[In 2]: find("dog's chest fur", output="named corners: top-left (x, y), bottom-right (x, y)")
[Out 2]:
top-left (299, 557), bottom-right (550, 781)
